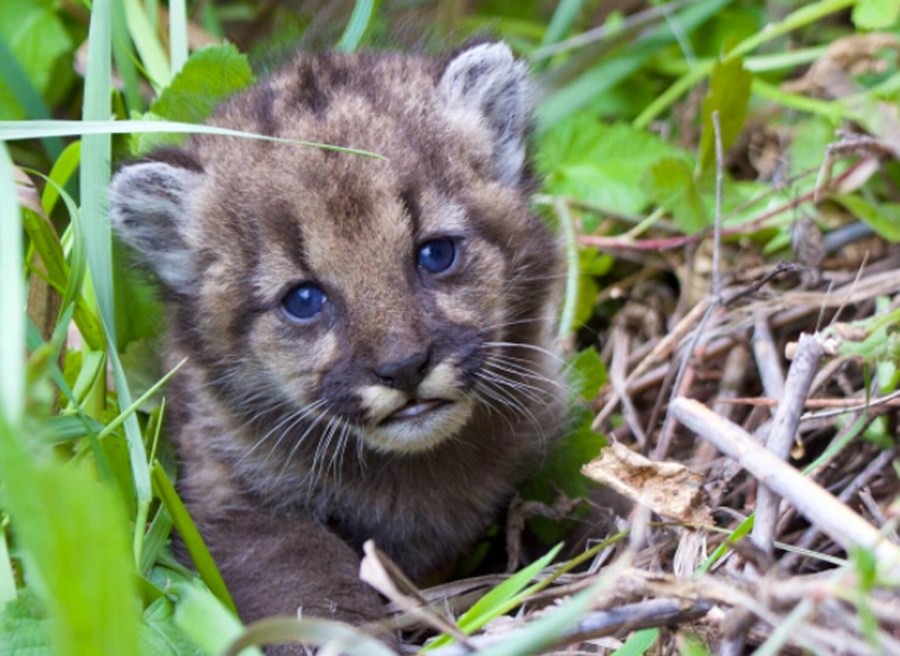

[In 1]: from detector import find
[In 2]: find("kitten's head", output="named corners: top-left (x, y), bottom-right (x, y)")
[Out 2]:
top-left (110, 42), bottom-right (560, 453)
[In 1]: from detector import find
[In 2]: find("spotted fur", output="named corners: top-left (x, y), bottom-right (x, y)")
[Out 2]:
top-left (110, 42), bottom-right (564, 648)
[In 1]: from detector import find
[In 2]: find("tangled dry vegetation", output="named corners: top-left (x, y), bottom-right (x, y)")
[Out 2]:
top-left (367, 86), bottom-right (900, 656)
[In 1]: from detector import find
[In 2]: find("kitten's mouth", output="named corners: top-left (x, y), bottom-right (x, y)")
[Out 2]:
top-left (380, 398), bottom-right (451, 424)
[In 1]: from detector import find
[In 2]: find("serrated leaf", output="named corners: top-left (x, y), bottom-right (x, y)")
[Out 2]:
top-left (0, 591), bottom-right (53, 656)
top-left (135, 44), bottom-right (254, 154)
top-left (698, 56), bottom-right (752, 173)
top-left (142, 597), bottom-right (206, 656)
top-left (853, 0), bottom-right (900, 29)
top-left (151, 44), bottom-right (253, 121)
top-left (643, 157), bottom-right (709, 234)
top-left (539, 118), bottom-right (688, 216)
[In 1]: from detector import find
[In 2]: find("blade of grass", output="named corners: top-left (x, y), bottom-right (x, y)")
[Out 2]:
top-left (612, 628), bottom-right (659, 655)
top-left (111, 0), bottom-right (144, 113)
top-left (95, 358), bottom-right (185, 442)
top-left (555, 198), bottom-right (580, 344)
top-left (0, 144), bottom-right (24, 423)
top-left (82, 0), bottom-right (154, 567)
top-left (140, 504), bottom-right (174, 576)
top-left (540, 0), bottom-right (584, 48)
top-left (151, 462), bottom-right (237, 614)
top-left (635, 0), bottom-right (857, 128)
top-left (724, 0), bottom-right (856, 63)
top-left (2, 140), bottom-right (141, 656)
top-left (123, 0), bottom-right (171, 88)
top-left (425, 544), bottom-right (562, 650)
top-left (476, 557), bottom-right (631, 656)
top-left (21, 189), bottom-right (104, 350)
top-left (337, 0), bottom-right (379, 53)
top-left (41, 141), bottom-right (81, 216)
top-left (170, 583), bottom-right (261, 656)
top-left (169, 0), bottom-right (188, 75)
top-left (28, 167), bottom-right (104, 349)
top-left (0, 120), bottom-right (385, 158)
top-left (536, 0), bottom-right (728, 130)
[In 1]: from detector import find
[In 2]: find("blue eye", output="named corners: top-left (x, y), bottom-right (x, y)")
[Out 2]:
top-left (417, 238), bottom-right (457, 274)
top-left (282, 284), bottom-right (327, 321)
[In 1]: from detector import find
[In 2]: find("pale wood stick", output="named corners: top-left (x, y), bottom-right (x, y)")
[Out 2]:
top-left (670, 397), bottom-right (900, 569)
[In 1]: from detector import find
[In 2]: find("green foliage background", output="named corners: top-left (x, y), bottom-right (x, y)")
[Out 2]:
top-left (1, 0), bottom-right (899, 654)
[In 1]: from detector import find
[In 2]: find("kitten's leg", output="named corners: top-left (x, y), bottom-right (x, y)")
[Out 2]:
top-left (195, 507), bottom-right (386, 653)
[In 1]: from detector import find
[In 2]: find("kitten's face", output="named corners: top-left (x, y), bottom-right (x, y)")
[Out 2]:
top-left (110, 44), bottom-right (560, 453)
top-left (197, 167), bottom-right (514, 452)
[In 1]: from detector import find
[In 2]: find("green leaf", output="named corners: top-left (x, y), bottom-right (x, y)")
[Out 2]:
top-left (574, 275), bottom-right (598, 329)
top-left (151, 44), bottom-right (254, 123)
top-left (142, 596), bottom-right (206, 656)
top-left (0, 0), bottom-right (73, 122)
top-left (831, 194), bottom-right (900, 242)
top-left (568, 347), bottom-right (606, 402)
top-left (135, 44), bottom-right (254, 154)
top-left (0, 591), bottom-right (53, 656)
top-left (643, 157), bottom-right (709, 234)
top-left (0, 444), bottom-right (141, 656)
top-left (852, 0), bottom-right (900, 29)
top-left (539, 119), bottom-right (688, 217)
top-left (698, 56), bottom-right (752, 173)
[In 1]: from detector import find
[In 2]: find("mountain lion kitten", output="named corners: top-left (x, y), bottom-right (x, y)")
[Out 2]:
top-left (110, 41), bottom-right (565, 645)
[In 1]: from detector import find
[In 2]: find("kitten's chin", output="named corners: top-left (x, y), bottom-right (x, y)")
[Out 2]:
top-left (361, 398), bottom-right (474, 453)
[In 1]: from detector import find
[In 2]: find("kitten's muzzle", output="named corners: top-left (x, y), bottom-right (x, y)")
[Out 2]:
top-left (380, 398), bottom-right (451, 424)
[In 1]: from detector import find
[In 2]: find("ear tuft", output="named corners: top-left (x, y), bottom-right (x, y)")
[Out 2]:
top-left (438, 42), bottom-right (530, 186)
top-left (109, 160), bottom-right (203, 293)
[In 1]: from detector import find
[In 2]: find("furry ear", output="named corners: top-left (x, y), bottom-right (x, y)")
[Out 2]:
top-left (438, 42), bottom-right (530, 186)
top-left (109, 159), bottom-right (204, 293)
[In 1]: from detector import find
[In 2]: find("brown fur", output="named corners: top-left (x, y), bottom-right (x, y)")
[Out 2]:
top-left (111, 44), bottom-right (564, 651)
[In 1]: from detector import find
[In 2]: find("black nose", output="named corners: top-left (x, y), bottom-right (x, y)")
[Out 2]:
top-left (374, 351), bottom-right (430, 392)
